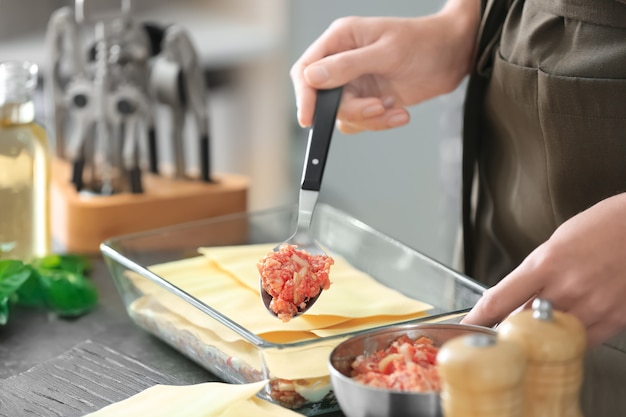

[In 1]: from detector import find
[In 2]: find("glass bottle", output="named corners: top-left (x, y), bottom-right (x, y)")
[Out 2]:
top-left (0, 61), bottom-right (51, 261)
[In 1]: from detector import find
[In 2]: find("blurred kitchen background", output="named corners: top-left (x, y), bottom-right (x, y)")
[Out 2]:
top-left (0, 0), bottom-right (465, 268)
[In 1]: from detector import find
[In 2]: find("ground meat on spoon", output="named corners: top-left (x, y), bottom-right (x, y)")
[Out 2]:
top-left (350, 335), bottom-right (441, 392)
top-left (257, 243), bottom-right (333, 322)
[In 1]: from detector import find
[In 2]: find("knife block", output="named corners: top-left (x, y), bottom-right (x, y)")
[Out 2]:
top-left (50, 158), bottom-right (248, 254)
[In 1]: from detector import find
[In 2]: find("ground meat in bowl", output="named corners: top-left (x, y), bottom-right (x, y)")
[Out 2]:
top-left (257, 243), bottom-right (333, 322)
top-left (350, 335), bottom-right (441, 392)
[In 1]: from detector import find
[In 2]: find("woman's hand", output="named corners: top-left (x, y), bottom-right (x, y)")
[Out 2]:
top-left (290, 0), bottom-right (481, 134)
top-left (462, 193), bottom-right (626, 348)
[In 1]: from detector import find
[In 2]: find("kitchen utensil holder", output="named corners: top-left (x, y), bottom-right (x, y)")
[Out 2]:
top-left (50, 157), bottom-right (248, 253)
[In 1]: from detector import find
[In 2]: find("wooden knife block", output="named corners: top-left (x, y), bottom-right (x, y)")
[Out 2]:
top-left (50, 158), bottom-right (248, 254)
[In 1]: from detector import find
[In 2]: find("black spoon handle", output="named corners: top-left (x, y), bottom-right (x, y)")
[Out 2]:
top-left (301, 86), bottom-right (343, 192)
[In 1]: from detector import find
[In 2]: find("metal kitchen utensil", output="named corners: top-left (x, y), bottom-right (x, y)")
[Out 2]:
top-left (260, 86), bottom-right (343, 318)
top-left (45, 0), bottom-right (212, 195)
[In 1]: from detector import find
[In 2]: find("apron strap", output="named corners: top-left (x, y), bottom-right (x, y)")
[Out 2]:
top-left (461, 0), bottom-right (512, 277)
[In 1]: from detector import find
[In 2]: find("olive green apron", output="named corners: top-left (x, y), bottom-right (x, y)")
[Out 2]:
top-left (462, 0), bottom-right (626, 414)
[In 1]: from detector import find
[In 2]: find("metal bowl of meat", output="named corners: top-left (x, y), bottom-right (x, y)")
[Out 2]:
top-left (328, 323), bottom-right (496, 417)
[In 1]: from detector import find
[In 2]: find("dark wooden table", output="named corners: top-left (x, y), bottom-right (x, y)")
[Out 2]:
top-left (0, 255), bottom-right (344, 416)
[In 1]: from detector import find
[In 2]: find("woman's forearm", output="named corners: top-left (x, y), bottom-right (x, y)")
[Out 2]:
top-left (438, 0), bottom-right (482, 77)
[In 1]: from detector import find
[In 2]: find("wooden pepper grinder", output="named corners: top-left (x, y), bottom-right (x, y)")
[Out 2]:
top-left (498, 299), bottom-right (586, 417)
top-left (437, 333), bottom-right (527, 417)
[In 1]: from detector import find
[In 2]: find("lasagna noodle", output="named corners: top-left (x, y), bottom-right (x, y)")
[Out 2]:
top-left (198, 243), bottom-right (433, 319)
top-left (145, 246), bottom-right (433, 337)
top-left (144, 256), bottom-right (348, 336)
top-left (82, 380), bottom-right (302, 417)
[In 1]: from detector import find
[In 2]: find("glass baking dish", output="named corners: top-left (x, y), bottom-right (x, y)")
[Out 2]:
top-left (100, 203), bottom-right (486, 415)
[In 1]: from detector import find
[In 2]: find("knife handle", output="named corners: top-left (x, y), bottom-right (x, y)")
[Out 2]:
top-left (148, 126), bottom-right (159, 174)
top-left (301, 86), bottom-right (342, 192)
top-left (200, 133), bottom-right (211, 182)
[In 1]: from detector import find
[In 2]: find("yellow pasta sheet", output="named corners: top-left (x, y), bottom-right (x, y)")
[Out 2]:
top-left (82, 380), bottom-right (302, 417)
top-left (143, 243), bottom-right (432, 340)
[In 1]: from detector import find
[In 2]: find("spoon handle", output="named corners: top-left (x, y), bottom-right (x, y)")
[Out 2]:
top-left (301, 87), bottom-right (343, 192)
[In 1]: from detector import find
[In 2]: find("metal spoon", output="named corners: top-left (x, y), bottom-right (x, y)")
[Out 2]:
top-left (260, 86), bottom-right (343, 318)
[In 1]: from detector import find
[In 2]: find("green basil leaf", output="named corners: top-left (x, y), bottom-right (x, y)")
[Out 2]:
top-left (0, 255), bottom-right (98, 323)
top-left (14, 268), bottom-right (47, 308)
top-left (37, 269), bottom-right (98, 317)
top-left (0, 260), bottom-right (30, 298)
top-left (32, 254), bottom-right (91, 275)
top-left (0, 260), bottom-right (32, 325)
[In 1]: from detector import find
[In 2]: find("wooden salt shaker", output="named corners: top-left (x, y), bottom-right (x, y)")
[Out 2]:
top-left (498, 299), bottom-right (586, 417)
top-left (437, 333), bottom-right (527, 417)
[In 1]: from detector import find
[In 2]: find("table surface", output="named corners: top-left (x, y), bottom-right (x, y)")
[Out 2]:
top-left (0, 255), bottom-right (345, 416)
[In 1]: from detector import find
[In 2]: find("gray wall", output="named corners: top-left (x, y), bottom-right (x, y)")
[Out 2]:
top-left (287, 0), bottom-right (464, 267)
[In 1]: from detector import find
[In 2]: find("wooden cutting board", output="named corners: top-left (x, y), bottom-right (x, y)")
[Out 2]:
top-left (0, 340), bottom-right (183, 416)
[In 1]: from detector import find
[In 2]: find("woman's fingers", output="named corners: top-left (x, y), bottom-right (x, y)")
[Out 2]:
top-left (290, 18), bottom-right (364, 127)
top-left (294, 46), bottom-right (394, 127)
top-left (291, 12), bottom-right (480, 130)
top-left (464, 194), bottom-right (626, 348)
top-left (291, 18), bottom-right (401, 127)
top-left (585, 317), bottom-right (625, 348)
top-left (462, 251), bottom-right (548, 328)
top-left (336, 108), bottom-right (410, 134)
top-left (303, 42), bottom-right (393, 89)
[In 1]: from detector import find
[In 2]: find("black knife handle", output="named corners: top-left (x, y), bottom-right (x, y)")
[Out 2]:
top-left (71, 158), bottom-right (85, 192)
top-left (200, 133), bottom-right (211, 182)
top-left (148, 127), bottom-right (159, 174)
top-left (301, 86), bottom-right (343, 192)
top-left (129, 166), bottom-right (143, 194)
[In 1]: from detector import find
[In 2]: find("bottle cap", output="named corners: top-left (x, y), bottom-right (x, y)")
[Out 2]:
top-left (0, 61), bottom-right (38, 105)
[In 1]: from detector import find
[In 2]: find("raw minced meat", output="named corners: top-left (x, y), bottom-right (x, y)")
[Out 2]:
top-left (350, 335), bottom-right (441, 392)
top-left (257, 243), bottom-right (333, 322)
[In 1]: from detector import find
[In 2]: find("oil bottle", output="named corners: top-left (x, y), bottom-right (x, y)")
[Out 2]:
top-left (0, 61), bottom-right (51, 261)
